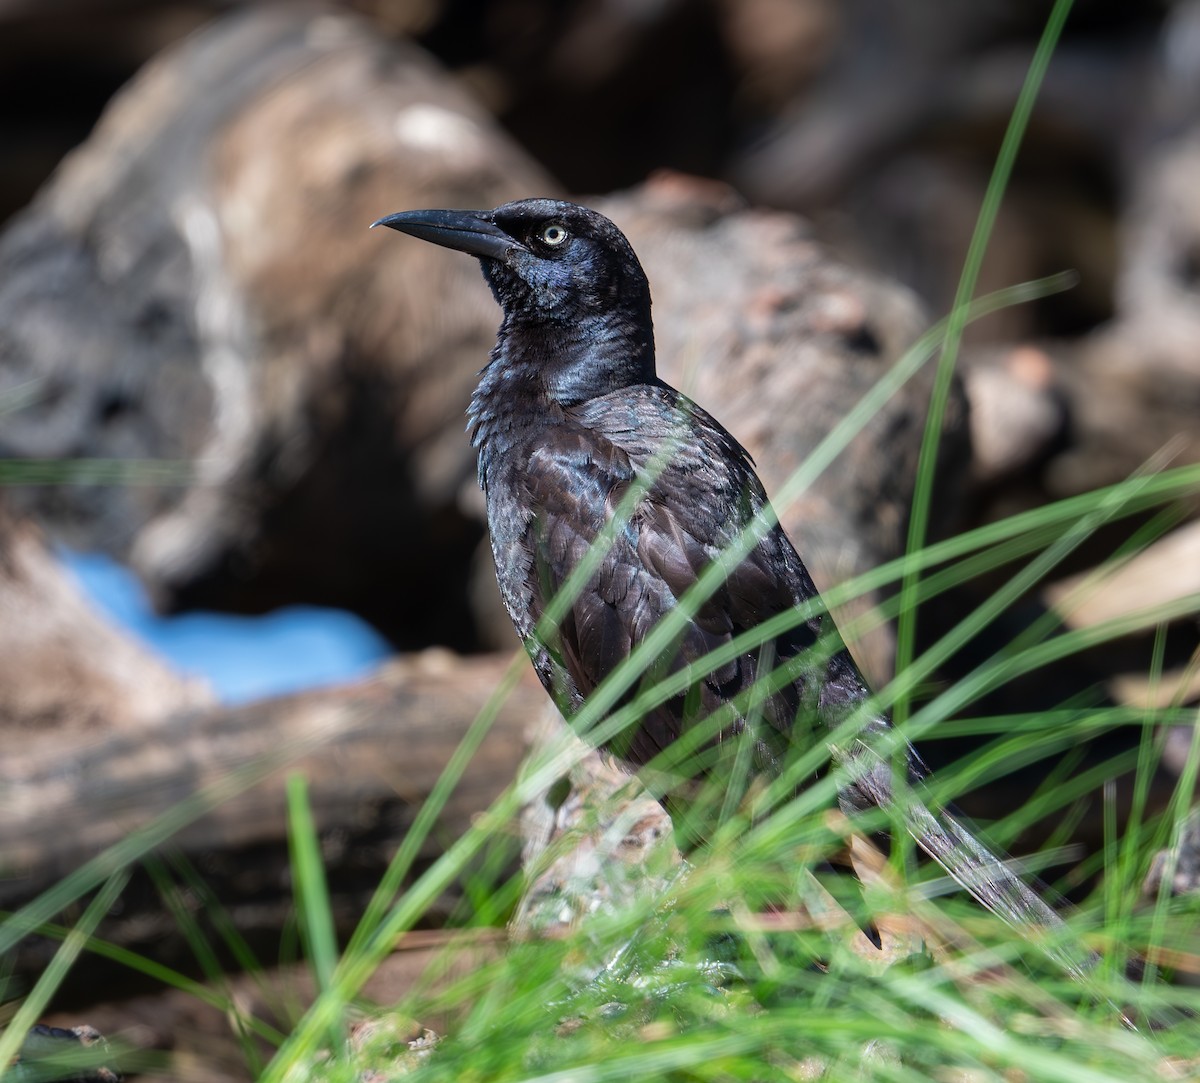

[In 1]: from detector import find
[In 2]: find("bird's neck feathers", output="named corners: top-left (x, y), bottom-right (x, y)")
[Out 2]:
top-left (525, 306), bottom-right (656, 403)
top-left (468, 306), bottom-right (656, 484)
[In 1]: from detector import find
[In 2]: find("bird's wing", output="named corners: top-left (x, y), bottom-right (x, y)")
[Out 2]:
top-left (518, 421), bottom-right (818, 770)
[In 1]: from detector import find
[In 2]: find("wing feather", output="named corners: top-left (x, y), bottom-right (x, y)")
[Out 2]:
top-left (516, 399), bottom-right (823, 773)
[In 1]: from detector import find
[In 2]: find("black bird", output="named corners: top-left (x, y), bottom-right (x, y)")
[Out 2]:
top-left (373, 198), bottom-right (1085, 970)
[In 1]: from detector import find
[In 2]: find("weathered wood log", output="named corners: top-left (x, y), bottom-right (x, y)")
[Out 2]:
top-left (0, 503), bottom-right (211, 732)
top-left (0, 650), bottom-right (543, 983)
top-left (0, 6), bottom-right (966, 683)
top-left (0, 3), bottom-right (556, 649)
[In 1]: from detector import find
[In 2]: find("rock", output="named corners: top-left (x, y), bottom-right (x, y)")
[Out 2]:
top-left (1144, 808), bottom-right (1200, 899)
top-left (963, 345), bottom-right (1067, 486)
top-left (11, 1024), bottom-right (121, 1083)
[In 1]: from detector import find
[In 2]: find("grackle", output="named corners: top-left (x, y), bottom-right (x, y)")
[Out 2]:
top-left (373, 198), bottom-right (1087, 972)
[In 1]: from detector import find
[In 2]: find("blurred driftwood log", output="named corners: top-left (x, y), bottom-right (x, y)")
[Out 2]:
top-left (1, 630), bottom-right (542, 986)
top-left (0, 503), bottom-right (211, 732)
top-left (0, 490), bottom-right (541, 991)
top-left (0, 5), bottom-right (963, 686)
top-left (0, 3), bottom-right (555, 650)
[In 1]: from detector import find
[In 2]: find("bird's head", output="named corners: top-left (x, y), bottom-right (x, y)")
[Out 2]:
top-left (372, 198), bottom-right (651, 327)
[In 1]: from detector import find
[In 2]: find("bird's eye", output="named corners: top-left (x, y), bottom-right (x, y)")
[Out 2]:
top-left (539, 223), bottom-right (569, 247)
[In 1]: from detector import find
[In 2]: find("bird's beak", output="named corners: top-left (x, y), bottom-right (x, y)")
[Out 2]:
top-left (370, 209), bottom-right (516, 261)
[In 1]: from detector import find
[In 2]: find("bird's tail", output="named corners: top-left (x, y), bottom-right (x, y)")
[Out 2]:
top-left (840, 743), bottom-right (1099, 981)
top-left (903, 797), bottom-right (1098, 981)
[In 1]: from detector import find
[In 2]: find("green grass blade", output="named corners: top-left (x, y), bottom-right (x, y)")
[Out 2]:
top-left (0, 869), bottom-right (130, 1074)
top-left (287, 775), bottom-right (340, 996)
top-left (895, 0), bottom-right (1078, 723)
